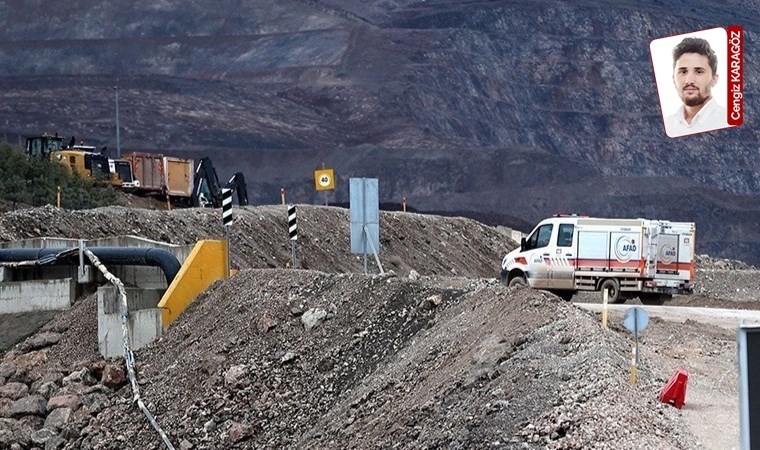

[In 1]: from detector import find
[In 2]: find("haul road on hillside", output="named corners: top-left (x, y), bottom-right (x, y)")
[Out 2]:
top-left (501, 215), bottom-right (696, 304)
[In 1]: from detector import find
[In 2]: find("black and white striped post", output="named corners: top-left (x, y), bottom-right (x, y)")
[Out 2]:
top-left (288, 204), bottom-right (297, 268)
top-left (222, 188), bottom-right (233, 277)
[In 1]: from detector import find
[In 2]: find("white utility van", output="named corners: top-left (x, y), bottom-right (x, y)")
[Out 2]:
top-left (500, 215), bottom-right (695, 304)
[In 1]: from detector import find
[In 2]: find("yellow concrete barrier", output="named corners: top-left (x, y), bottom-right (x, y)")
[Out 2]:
top-left (157, 239), bottom-right (228, 328)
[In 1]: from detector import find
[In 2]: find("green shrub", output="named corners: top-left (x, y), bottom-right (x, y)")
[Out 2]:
top-left (0, 141), bottom-right (122, 209)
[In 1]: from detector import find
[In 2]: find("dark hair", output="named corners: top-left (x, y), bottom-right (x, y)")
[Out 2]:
top-left (672, 37), bottom-right (718, 75)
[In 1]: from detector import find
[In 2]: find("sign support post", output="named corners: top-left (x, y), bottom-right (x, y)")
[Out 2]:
top-left (623, 307), bottom-right (649, 386)
top-left (222, 188), bottom-right (233, 278)
top-left (288, 205), bottom-right (297, 268)
top-left (225, 225), bottom-right (231, 279)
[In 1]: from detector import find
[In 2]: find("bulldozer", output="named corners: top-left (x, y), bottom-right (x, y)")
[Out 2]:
top-left (25, 134), bottom-right (138, 188)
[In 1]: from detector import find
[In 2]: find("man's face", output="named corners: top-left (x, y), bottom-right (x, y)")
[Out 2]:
top-left (673, 52), bottom-right (718, 107)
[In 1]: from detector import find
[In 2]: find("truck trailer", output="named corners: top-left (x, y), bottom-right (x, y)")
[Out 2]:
top-left (500, 215), bottom-right (695, 304)
top-left (125, 152), bottom-right (194, 204)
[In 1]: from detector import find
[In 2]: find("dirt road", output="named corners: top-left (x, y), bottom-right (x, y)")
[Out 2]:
top-left (581, 303), bottom-right (741, 449)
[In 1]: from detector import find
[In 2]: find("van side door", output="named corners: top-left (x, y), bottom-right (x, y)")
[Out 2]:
top-left (549, 223), bottom-right (576, 289)
top-left (523, 223), bottom-right (553, 288)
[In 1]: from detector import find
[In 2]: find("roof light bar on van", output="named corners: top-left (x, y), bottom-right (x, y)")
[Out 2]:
top-left (552, 213), bottom-right (589, 217)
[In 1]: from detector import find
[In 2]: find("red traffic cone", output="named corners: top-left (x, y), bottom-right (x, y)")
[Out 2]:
top-left (659, 368), bottom-right (688, 409)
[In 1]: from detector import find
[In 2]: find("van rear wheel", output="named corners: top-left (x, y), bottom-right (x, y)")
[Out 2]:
top-left (600, 278), bottom-right (623, 304)
top-left (508, 276), bottom-right (527, 287)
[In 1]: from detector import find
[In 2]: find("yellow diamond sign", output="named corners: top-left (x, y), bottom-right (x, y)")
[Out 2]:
top-left (314, 168), bottom-right (335, 191)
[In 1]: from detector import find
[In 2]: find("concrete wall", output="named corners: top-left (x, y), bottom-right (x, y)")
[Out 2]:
top-left (0, 237), bottom-right (81, 249)
top-left (110, 266), bottom-right (168, 289)
top-left (496, 226), bottom-right (525, 244)
top-left (97, 285), bottom-right (163, 358)
top-left (0, 279), bottom-right (76, 313)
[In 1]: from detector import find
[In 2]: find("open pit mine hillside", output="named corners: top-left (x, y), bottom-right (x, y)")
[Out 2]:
top-left (0, 1), bottom-right (758, 266)
top-left (0, 204), bottom-right (759, 449)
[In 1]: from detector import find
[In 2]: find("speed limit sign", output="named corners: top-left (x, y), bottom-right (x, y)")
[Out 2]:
top-left (314, 168), bottom-right (335, 191)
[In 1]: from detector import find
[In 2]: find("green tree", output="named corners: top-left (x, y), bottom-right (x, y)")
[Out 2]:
top-left (0, 141), bottom-right (123, 209)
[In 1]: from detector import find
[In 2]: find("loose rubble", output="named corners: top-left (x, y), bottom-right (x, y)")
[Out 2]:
top-left (0, 204), bottom-right (754, 448)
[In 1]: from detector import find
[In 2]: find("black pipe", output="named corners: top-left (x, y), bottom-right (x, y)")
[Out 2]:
top-left (0, 247), bottom-right (181, 285)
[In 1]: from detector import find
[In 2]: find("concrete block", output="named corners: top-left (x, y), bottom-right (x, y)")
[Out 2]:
top-left (77, 265), bottom-right (94, 283)
top-left (0, 267), bottom-right (8, 282)
top-left (111, 266), bottom-right (168, 289)
top-left (97, 285), bottom-right (165, 358)
top-left (98, 286), bottom-right (163, 314)
top-left (98, 308), bottom-right (162, 358)
top-left (0, 279), bottom-right (76, 313)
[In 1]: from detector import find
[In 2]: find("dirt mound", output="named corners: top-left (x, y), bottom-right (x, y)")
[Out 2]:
top-left (696, 255), bottom-right (756, 271)
top-left (0, 271), bottom-right (697, 449)
top-left (693, 256), bottom-right (760, 302)
top-left (1, 204), bottom-right (749, 448)
top-left (0, 204), bottom-right (515, 278)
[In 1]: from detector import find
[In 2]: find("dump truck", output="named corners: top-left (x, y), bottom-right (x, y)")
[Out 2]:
top-left (125, 152), bottom-right (164, 192)
top-left (108, 159), bottom-right (140, 190)
top-left (126, 152), bottom-right (194, 204)
top-left (500, 215), bottom-right (696, 304)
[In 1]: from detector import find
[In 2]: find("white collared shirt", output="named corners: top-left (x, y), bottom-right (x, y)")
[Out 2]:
top-left (664, 97), bottom-right (729, 138)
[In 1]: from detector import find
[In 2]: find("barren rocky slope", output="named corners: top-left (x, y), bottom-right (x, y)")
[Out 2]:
top-left (0, 1), bottom-right (758, 265)
top-left (0, 204), bottom-right (514, 277)
top-left (0, 204), bottom-right (756, 449)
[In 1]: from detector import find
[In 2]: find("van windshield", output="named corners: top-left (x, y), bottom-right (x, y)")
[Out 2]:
top-left (524, 224), bottom-right (553, 250)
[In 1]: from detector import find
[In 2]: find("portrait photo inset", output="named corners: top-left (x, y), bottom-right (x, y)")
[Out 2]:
top-left (650, 28), bottom-right (733, 138)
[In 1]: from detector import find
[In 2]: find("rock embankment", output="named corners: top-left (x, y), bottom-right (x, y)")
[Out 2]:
top-left (2, 271), bottom-right (698, 449)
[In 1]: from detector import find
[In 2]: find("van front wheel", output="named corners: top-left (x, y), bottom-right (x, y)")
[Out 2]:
top-left (600, 278), bottom-right (623, 303)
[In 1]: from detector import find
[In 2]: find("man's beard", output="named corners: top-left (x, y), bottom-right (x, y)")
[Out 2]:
top-left (682, 86), bottom-right (711, 107)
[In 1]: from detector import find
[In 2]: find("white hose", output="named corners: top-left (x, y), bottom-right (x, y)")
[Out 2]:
top-left (84, 249), bottom-right (176, 450)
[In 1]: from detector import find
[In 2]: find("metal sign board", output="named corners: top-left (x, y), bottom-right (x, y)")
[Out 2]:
top-left (350, 178), bottom-right (379, 254)
top-left (740, 325), bottom-right (760, 449)
top-left (314, 168), bottom-right (336, 191)
top-left (623, 307), bottom-right (649, 334)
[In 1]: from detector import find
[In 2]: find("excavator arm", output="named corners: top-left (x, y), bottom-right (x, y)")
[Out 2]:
top-left (193, 157), bottom-right (249, 208)
top-left (225, 173), bottom-right (249, 206)
top-left (193, 157), bottom-right (223, 207)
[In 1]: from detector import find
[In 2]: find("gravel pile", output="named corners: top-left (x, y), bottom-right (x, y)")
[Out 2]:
top-left (0, 204), bottom-right (515, 278)
top-left (694, 256), bottom-right (760, 302)
top-left (1, 271), bottom-right (698, 449)
top-left (696, 255), bottom-right (756, 271)
top-left (2, 204), bottom-right (755, 448)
